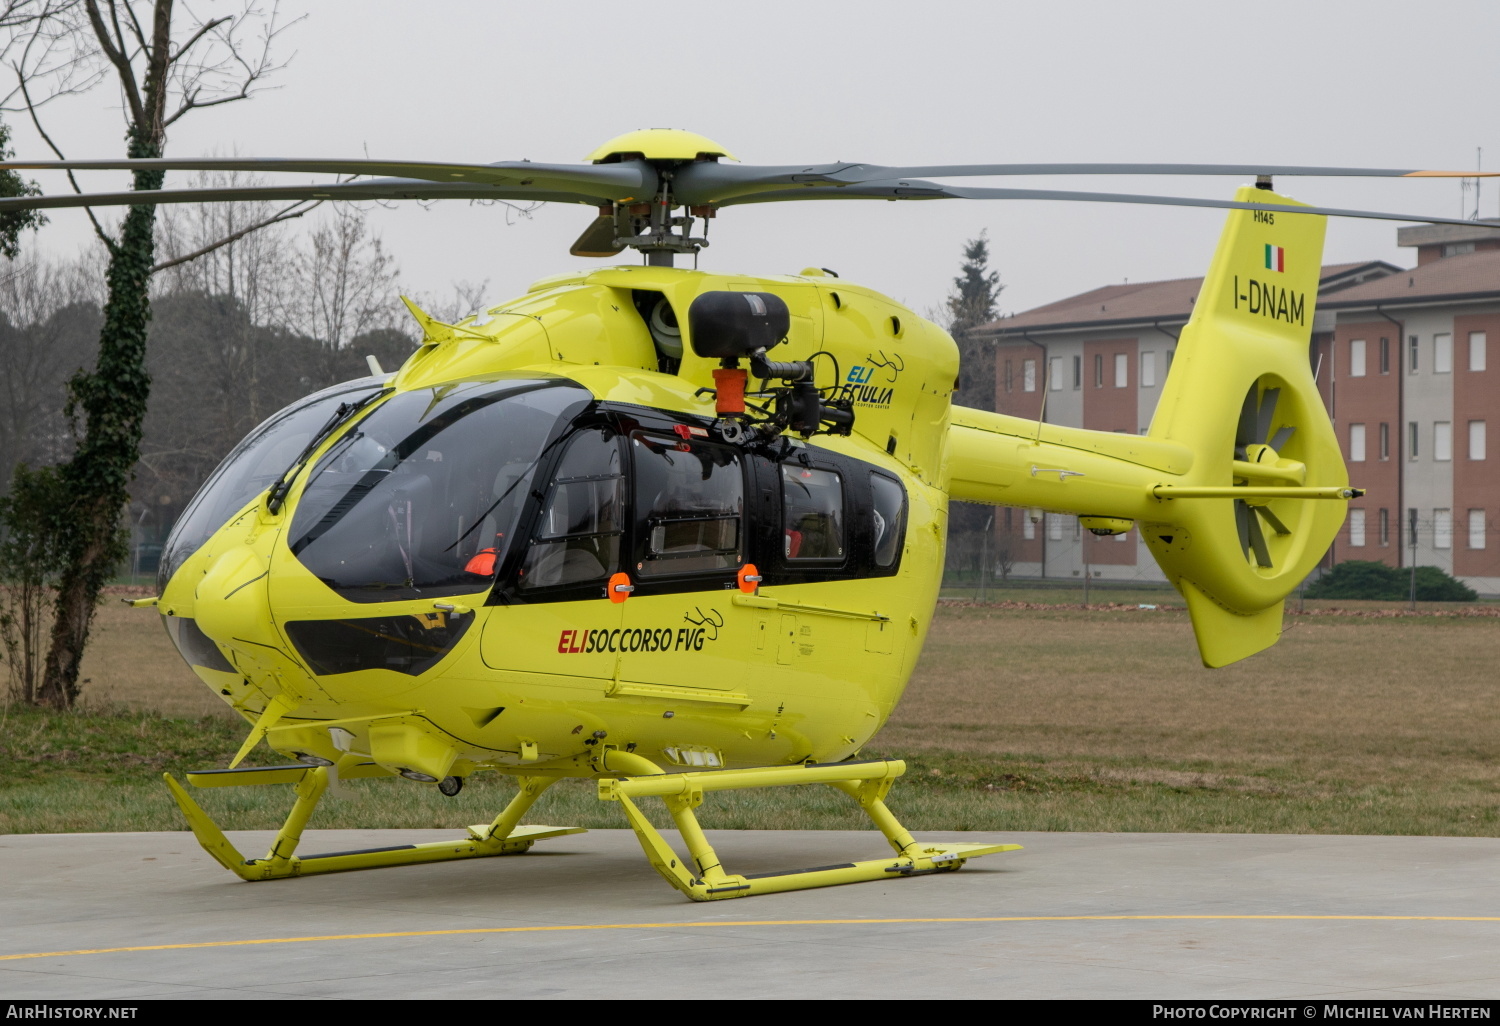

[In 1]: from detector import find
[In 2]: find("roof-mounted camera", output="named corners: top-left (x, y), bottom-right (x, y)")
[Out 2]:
top-left (688, 290), bottom-right (854, 445)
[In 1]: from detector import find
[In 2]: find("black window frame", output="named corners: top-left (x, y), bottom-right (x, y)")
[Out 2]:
top-left (496, 415), bottom-right (628, 604)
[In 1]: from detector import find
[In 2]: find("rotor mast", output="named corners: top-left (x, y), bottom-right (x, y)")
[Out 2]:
top-left (581, 130), bottom-right (730, 266)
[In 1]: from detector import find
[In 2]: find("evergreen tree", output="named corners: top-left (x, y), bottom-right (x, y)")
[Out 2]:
top-left (945, 230), bottom-right (1004, 411)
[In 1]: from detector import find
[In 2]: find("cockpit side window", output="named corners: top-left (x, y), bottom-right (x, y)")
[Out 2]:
top-left (781, 465), bottom-right (844, 561)
top-left (630, 432), bottom-right (743, 577)
top-left (288, 380), bottom-right (586, 603)
top-left (518, 426), bottom-right (624, 590)
top-left (869, 472), bottom-right (907, 570)
top-left (158, 378), bottom-right (383, 592)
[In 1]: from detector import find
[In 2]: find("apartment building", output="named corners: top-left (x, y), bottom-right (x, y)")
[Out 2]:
top-left (1316, 222), bottom-right (1500, 592)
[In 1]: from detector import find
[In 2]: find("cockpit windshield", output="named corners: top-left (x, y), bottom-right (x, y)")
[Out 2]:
top-left (288, 378), bottom-right (589, 603)
top-left (157, 377), bottom-right (385, 593)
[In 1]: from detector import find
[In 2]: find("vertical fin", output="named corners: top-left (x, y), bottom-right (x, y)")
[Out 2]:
top-left (1180, 579), bottom-right (1284, 668)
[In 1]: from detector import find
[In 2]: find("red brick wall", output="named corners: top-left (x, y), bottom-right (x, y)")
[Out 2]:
top-left (988, 342), bottom-right (1045, 563)
top-left (1082, 338), bottom-right (1138, 564)
top-left (1082, 338), bottom-right (1138, 432)
top-left (992, 505), bottom-right (1042, 565)
top-left (1453, 313), bottom-right (1500, 576)
top-left (1331, 320), bottom-right (1401, 566)
top-left (993, 342), bottom-right (1046, 420)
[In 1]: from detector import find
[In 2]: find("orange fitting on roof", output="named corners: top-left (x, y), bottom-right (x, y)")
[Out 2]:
top-left (712, 368), bottom-right (748, 415)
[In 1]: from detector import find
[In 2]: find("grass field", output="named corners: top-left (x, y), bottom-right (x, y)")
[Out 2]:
top-left (1, 596), bottom-right (1497, 838)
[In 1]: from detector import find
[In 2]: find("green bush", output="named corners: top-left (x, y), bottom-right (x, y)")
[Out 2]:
top-left (1305, 560), bottom-right (1477, 602)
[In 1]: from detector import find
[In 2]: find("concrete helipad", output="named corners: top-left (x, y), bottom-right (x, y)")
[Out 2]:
top-left (1, 828), bottom-right (1498, 999)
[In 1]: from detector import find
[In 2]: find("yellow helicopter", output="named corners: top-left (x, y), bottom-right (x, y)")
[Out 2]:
top-left (3, 129), bottom-right (1490, 901)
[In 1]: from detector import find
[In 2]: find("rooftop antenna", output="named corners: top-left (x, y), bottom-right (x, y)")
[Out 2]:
top-left (1464, 147), bottom-right (1483, 220)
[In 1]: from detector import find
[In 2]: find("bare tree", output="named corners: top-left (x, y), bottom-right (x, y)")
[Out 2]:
top-left (154, 168), bottom-right (313, 424)
top-left (290, 204), bottom-right (402, 384)
top-left (0, 0), bottom-right (297, 708)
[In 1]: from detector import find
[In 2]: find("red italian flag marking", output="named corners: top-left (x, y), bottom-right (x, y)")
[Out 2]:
top-left (1264, 244), bottom-right (1285, 272)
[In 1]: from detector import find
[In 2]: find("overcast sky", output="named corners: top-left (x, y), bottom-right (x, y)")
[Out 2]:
top-left (9, 0), bottom-right (1500, 322)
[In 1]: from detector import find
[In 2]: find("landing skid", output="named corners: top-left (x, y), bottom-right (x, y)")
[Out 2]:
top-left (162, 754), bottom-right (1019, 897)
top-left (598, 756), bottom-right (1021, 900)
top-left (163, 765), bottom-right (581, 881)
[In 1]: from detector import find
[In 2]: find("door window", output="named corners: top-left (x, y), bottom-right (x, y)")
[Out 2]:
top-left (869, 473), bottom-right (907, 568)
top-left (631, 432), bottom-right (743, 577)
top-left (782, 466), bottom-right (844, 561)
top-left (519, 427), bottom-right (624, 590)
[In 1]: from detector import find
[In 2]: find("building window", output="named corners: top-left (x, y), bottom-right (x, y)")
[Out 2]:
top-left (1434, 509), bottom-right (1452, 550)
top-left (1349, 338), bottom-right (1366, 377)
top-left (1435, 421), bottom-right (1452, 461)
top-left (1349, 509), bottom-right (1366, 547)
top-left (1048, 357), bottom-right (1064, 391)
top-left (1166, 349), bottom-right (1175, 372)
top-left (1379, 422), bottom-right (1390, 460)
top-left (1023, 359), bottom-right (1036, 392)
top-left (1469, 509), bottom-right (1487, 550)
top-left (1471, 420), bottom-right (1487, 460)
top-left (1140, 351), bottom-right (1156, 388)
top-left (1435, 333), bottom-right (1453, 374)
top-left (1116, 526), bottom-right (1129, 542)
top-left (1444, 242), bottom-right (1475, 257)
top-left (1379, 508), bottom-right (1390, 546)
top-left (1072, 355), bottom-right (1081, 389)
top-left (1348, 423), bottom-right (1366, 462)
top-left (1380, 337), bottom-right (1391, 374)
top-left (1409, 335), bottom-right (1420, 373)
top-left (1023, 514), bottom-right (1035, 540)
top-left (1003, 359), bottom-right (1013, 393)
top-left (1094, 354), bottom-right (1103, 387)
top-left (1048, 513), bottom-right (1063, 541)
top-left (1470, 331), bottom-right (1487, 372)
top-left (1409, 422), bottom-right (1419, 459)
top-left (1114, 352), bottom-right (1128, 388)
top-left (1408, 508), bottom-right (1418, 548)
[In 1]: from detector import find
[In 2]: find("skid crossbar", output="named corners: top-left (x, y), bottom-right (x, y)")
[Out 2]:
top-left (164, 764), bottom-right (583, 881)
top-left (597, 758), bottom-right (1021, 901)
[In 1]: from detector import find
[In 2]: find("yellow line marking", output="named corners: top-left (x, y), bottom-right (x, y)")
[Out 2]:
top-left (3, 915), bottom-right (1498, 962)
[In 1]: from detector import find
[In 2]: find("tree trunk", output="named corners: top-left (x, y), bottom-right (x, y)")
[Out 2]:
top-left (35, 135), bottom-right (163, 709)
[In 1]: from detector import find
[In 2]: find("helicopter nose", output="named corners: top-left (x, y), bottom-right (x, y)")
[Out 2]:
top-left (194, 543), bottom-right (285, 660)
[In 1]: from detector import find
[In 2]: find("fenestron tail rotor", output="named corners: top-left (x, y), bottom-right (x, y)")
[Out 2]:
top-left (1232, 382), bottom-right (1298, 570)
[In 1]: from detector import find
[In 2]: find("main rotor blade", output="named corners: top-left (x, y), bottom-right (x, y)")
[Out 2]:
top-left (675, 160), bottom-right (1498, 206)
top-left (841, 162), bottom-right (1498, 182)
top-left (0, 177), bottom-right (607, 213)
top-left (1256, 387), bottom-right (1281, 445)
top-left (715, 179), bottom-right (1500, 230)
top-left (0, 157), bottom-right (652, 201)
